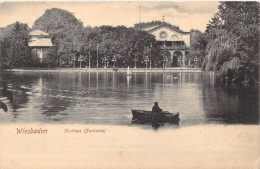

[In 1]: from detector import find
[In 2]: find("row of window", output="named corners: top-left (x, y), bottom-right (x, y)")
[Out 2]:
top-left (157, 41), bottom-right (185, 47)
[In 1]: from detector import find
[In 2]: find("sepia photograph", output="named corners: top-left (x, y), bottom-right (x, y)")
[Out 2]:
top-left (0, 1), bottom-right (259, 169)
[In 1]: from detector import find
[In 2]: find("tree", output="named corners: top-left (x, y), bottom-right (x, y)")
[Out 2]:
top-left (190, 29), bottom-right (207, 66)
top-left (33, 8), bottom-right (85, 65)
top-left (82, 26), bottom-right (160, 68)
top-left (0, 22), bottom-right (37, 68)
top-left (203, 2), bottom-right (259, 85)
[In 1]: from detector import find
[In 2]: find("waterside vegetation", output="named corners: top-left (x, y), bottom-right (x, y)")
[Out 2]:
top-left (194, 2), bottom-right (259, 85)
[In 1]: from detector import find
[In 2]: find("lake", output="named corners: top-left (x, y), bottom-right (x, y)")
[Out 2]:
top-left (0, 71), bottom-right (258, 126)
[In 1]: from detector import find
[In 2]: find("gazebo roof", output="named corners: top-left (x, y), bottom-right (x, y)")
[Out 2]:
top-left (28, 38), bottom-right (53, 47)
top-left (29, 29), bottom-right (49, 36)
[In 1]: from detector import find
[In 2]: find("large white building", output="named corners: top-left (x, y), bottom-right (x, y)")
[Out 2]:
top-left (143, 24), bottom-right (191, 67)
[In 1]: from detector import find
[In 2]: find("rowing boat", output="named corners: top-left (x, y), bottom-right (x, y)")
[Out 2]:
top-left (132, 110), bottom-right (180, 124)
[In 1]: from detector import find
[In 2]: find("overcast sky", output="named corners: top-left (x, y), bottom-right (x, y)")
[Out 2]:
top-left (0, 1), bottom-right (219, 32)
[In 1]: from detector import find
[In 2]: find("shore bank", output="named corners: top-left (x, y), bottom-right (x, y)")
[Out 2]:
top-left (3, 67), bottom-right (202, 73)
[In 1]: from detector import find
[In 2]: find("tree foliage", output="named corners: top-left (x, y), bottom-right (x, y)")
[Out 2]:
top-left (82, 26), bottom-right (161, 68)
top-left (31, 8), bottom-right (161, 67)
top-left (0, 8), bottom-right (182, 69)
top-left (203, 2), bottom-right (259, 85)
top-left (134, 20), bottom-right (183, 32)
top-left (189, 29), bottom-right (207, 66)
top-left (33, 8), bottom-right (85, 65)
top-left (0, 22), bottom-right (38, 69)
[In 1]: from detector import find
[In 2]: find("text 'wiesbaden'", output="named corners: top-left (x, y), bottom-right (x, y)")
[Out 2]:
top-left (17, 128), bottom-right (48, 134)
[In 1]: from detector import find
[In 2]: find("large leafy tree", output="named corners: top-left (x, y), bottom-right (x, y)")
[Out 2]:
top-left (204, 2), bottom-right (259, 85)
top-left (189, 29), bottom-right (207, 67)
top-left (83, 26), bottom-right (160, 68)
top-left (0, 22), bottom-right (38, 69)
top-left (33, 8), bottom-right (85, 65)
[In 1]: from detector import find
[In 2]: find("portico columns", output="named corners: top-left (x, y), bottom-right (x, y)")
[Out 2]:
top-left (169, 50), bottom-right (174, 62)
top-left (182, 51), bottom-right (185, 67)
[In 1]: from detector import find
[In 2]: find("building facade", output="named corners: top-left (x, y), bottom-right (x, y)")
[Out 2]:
top-left (144, 25), bottom-right (191, 68)
top-left (28, 30), bottom-right (53, 61)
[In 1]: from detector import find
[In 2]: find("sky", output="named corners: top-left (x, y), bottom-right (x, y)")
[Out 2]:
top-left (0, 1), bottom-right (220, 32)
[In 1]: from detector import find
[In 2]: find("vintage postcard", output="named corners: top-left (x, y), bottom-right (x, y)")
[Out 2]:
top-left (0, 1), bottom-right (259, 169)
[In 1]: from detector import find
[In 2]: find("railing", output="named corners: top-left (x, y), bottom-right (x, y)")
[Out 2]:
top-left (4, 67), bottom-right (202, 73)
top-left (159, 46), bottom-right (189, 50)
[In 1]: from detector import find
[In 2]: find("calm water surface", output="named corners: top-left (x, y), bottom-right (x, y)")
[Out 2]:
top-left (0, 72), bottom-right (258, 126)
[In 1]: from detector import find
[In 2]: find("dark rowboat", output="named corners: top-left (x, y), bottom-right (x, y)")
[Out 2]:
top-left (132, 110), bottom-right (180, 124)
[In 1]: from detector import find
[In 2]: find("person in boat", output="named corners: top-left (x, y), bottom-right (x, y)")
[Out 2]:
top-left (152, 102), bottom-right (163, 113)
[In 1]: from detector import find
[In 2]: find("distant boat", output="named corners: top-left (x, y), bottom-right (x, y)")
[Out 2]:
top-left (166, 75), bottom-right (178, 80)
top-left (126, 66), bottom-right (132, 76)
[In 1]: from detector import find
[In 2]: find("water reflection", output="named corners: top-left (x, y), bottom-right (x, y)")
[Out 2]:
top-left (126, 75), bottom-right (131, 89)
top-left (131, 119), bottom-right (179, 130)
top-left (201, 75), bottom-right (259, 124)
top-left (0, 72), bottom-right (258, 126)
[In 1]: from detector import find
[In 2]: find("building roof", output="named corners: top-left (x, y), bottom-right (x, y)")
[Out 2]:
top-left (142, 24), bottom-right (190, 34)
top-left (29, 29), bottom-right (49, 36)
top-left (142, 25), bottom-right (160, 32)
top-left (28, 38), bottom-right (53, 47)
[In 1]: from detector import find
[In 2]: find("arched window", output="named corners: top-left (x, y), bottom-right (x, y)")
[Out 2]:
top-left (171, 34), bottom-right (178, 39)
top-left (160, 31), bottom-right (167, 38)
